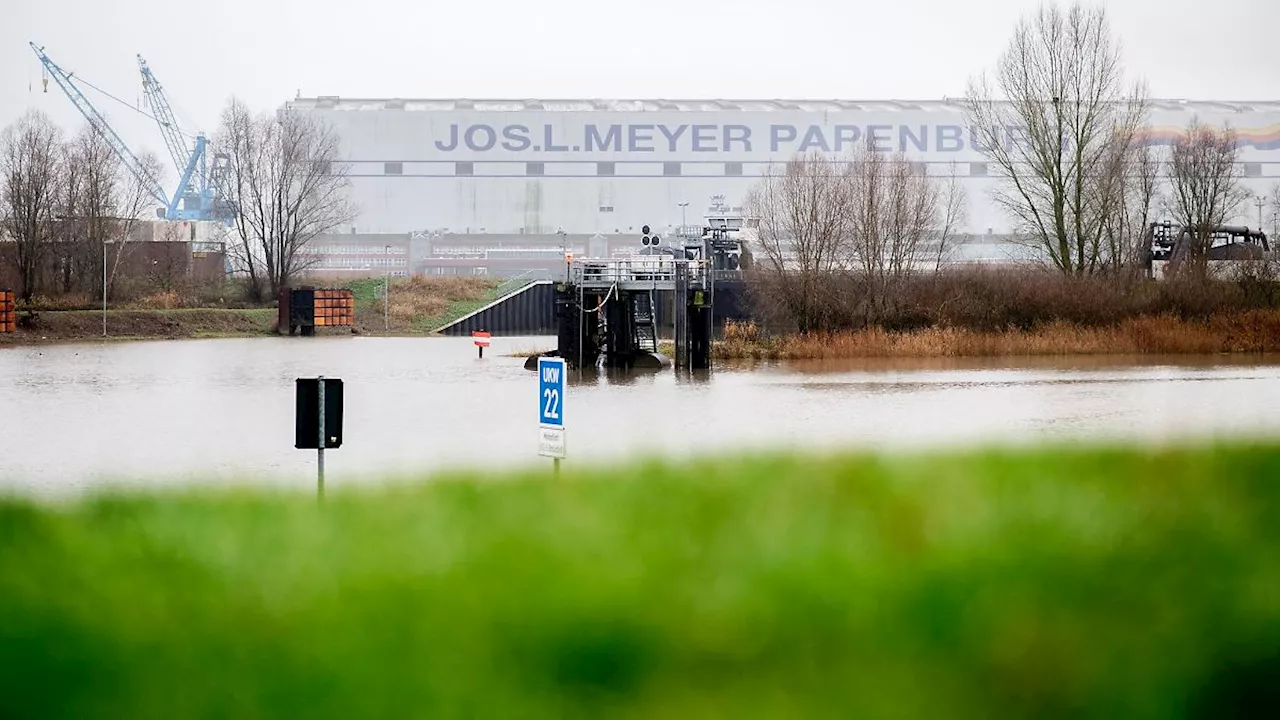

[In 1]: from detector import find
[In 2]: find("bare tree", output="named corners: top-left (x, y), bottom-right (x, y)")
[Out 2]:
top-left (0, 110), bottom-right (63, 302)
top-left (1097, 135), bottom-right (1161, 273)
top-left (847, 151), bottom-right (941, 317)
top-left (215, 101), bottom-right (264, 296)
top-left (744, 151), bottom-right (854, 333)
top-left (1167, 119), bottom-right (1248, 273)
top-left (215, 98), bottom-right (355, 300)
top-left (50, 138), bottom-right (87, 295)
top-left (1267, 183), bottom-right (1280, 242)
top-left (71, 127), bottom-right (164, 301)
top-left (744, 149), bottom-right (964, 330)
top-left (964, 1), bottom-right (1150, 276)
top-left (934, 161), bottom-right (969, 273)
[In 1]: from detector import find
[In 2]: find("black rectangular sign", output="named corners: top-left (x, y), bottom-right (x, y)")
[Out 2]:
top-left (295, 378), bottom-right (344, 449)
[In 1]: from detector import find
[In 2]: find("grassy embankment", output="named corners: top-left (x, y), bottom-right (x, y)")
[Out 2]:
top-left (0, 277), bottom-right (501, 345)
top-left (0, 307), bottom-right (277, 344)
top-left (344, 275), bottom-right (501, 335)
top-left (2, 442), bottom-right (1279, 718)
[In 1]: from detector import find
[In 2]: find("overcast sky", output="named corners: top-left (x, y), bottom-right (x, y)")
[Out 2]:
top-left (4, 0), bottom-right (1276, 166)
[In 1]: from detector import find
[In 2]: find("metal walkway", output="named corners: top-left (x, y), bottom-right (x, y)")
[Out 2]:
top-left (573, 258), bottom-right (712, 291)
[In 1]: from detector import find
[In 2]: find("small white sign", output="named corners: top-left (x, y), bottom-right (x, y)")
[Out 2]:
top-left (538, 426), bottom-right (567, 459)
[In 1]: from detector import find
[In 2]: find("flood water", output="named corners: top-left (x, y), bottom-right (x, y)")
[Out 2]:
top-left (3, 335), bottom-right (1280, 498)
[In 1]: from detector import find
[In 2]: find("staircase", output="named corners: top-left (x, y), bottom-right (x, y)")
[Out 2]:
top-left (630, 290), bottom-right (658, 353)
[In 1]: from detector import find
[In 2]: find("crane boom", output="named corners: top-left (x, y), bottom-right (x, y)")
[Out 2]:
top-left (136, 55), bottom-right (190, 177)
top-left (29, 42), bottom-right (169, 212)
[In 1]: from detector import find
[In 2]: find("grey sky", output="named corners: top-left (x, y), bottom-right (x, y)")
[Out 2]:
top-left (4, 0), bottom-right (1276, 175)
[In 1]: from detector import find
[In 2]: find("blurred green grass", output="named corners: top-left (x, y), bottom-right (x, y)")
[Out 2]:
top-left (2, 442), bottom-right (1280, 718)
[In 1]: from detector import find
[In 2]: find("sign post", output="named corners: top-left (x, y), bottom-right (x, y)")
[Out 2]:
top-left (317, 376), bottom-right (326, 497)
top-left (473, 331), bottom-right (490, 358)
top-left (296, 376), bottom-right (344, 500)
top-left (537, 356), bottom-right (567, 475)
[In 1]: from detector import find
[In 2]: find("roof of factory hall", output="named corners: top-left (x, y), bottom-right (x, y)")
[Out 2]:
top-left (285, 97), bottom-right (1280, 114)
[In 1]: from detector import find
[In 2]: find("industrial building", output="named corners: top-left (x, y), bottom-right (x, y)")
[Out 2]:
top-left (299, 234), bottom-right (411, 279)
top-left (286, 97), bottom-right (1280, 240)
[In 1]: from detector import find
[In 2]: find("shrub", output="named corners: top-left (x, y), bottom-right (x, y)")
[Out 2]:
top-left (743, 266), bottom-right (1280, 336)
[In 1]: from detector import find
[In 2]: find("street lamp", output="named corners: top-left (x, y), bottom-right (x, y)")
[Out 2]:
top-left (557, 229), bottom-right (569, 281)
top-left (102, 239), bottom-right (108, 336)
top-left (678, 201), bottom-right (689, 230)
top-left (53, 213), bottom-right (112, 336)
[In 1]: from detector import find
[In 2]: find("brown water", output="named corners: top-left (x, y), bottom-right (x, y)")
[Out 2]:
top-left (3, 336), bottom-right (1280, 498)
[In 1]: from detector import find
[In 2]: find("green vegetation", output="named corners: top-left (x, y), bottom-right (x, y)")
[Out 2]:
top-left (344, 275), bottom-right (501, 334)
top-left (0, 307), bottom-right (275, 343)
top-left (2, 442), bottom-right (1279, 718)
top-left (0, 277), bottom-right (503, 344)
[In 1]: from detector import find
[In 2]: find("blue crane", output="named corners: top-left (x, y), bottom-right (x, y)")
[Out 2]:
top-left (29, 42), bottom-right (234, 225)
top-left (136, 54), bottom-right (234, 225)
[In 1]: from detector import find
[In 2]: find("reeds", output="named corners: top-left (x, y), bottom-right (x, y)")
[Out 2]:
top-left (729, 266), bottom-right (1280, 359)
top-left (718, 310), bottom-right (1280, 360)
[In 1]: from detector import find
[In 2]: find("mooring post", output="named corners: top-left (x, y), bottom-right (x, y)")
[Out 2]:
top-left (317, 374), bottom-right (325, 501)
top-left (674, 261), bottom-right (689, 368)
top-left (577, 283), bottom-right (585, 372)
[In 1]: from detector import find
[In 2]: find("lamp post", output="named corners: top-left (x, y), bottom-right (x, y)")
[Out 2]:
top-left (102, 239), bottom-right (108, 336)
top-left (52, 214), bottom-right (111, 336)
top-left (384, 244), bottom-right (391, 332)
top-left (557, 229), bottom-right (569, 282)
top-left (678, 201), bottom-right (689, 230)
top-left (1254, 196), bottom-right (1266, 231)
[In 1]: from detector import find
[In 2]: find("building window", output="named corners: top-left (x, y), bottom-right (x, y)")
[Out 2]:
top-left (725, 162), bottom-right (743, 177)
top-left (970, 162), bottom-right (988, 177)
top-left (456, 162), bottom-right (474, 176)
top-left (663, 162), bottom-right (681, 177)
top-left (384, 162), bottom-right (403, 175)
top-left (312, 160), bottom-right (332, 176)
top-left (597, 162), bottom-right (615, 176)
top-left (526, 162), bottom-right (545, 176)
top-left (1244, 162), bottom-right (1262, 178)
top-left (599, 206), bottom-right (615, 213)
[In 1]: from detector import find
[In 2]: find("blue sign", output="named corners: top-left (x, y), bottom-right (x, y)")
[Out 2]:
top-left (538, 357), bottom-right (566, 428)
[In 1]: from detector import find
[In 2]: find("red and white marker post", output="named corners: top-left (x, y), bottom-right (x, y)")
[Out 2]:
top-left (473, 331), bottom-right (491, 358)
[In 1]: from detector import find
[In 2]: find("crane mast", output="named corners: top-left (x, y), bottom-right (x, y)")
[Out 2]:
top-left (136, 55), bottom-right (222, 223)
top-left (136, 56), bottom-right (190, 178)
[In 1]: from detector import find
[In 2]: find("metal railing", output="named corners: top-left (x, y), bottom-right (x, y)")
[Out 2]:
top-left (571, 258), bottom-right (713, 288)
top-left (495, 269), bottom-right (546, 296)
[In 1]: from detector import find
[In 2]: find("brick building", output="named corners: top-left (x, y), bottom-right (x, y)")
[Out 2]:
top-left (0, 219), bottom-right (226, 298)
